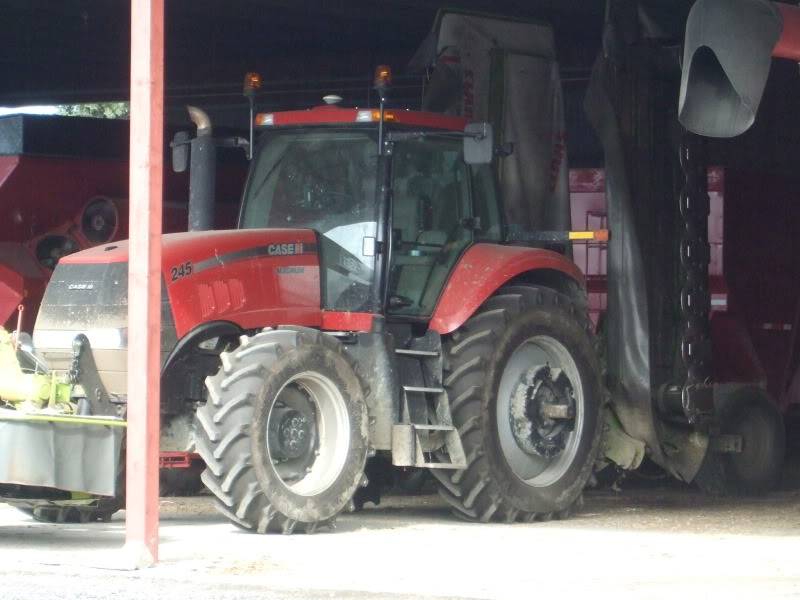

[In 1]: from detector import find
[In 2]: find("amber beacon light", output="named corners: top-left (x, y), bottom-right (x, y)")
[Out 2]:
top-left (373, 65), bottom-right (392, 92)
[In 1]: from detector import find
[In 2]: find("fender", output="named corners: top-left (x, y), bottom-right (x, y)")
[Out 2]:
top-left (429, 243), bottom-right (584, 335)
top-left (161, 320), bottom-right (243, 375)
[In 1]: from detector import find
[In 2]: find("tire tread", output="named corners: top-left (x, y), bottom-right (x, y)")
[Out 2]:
top-left (430, 285), bottom-right (598, 523)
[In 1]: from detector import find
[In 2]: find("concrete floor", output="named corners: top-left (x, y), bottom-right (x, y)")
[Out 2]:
top-left (1, 481), bottom-right (800, 600)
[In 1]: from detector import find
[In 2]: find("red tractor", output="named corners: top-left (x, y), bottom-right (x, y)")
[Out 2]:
top-left (21, 66), bottom-right (607, 530)
top-left (7, 7), bottom-right (789, 529)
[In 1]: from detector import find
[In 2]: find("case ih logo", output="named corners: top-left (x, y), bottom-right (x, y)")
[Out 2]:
top-left (67, 283), bottom-right (95, 290)
top-left (268, 243), bottom-right (303, 256)
top-left (187, 241), bottom-right (316, 282)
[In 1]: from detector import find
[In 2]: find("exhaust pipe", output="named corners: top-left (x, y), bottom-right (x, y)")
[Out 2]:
top-left (187, 106), bottom-right (216, 231)
top-left (679, 0), bottom-right (800, 138)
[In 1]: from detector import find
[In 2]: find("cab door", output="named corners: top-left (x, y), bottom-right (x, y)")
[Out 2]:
top-left (387, 137), bottom-right (474, 316)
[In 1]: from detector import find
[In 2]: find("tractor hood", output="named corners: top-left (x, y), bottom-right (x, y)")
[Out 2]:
top-left (39, 228), bottom-right (321, 346)
top-left (33, 227), bottom-right (321, 397)
top-left (58, 228), bottom-right (323, 338)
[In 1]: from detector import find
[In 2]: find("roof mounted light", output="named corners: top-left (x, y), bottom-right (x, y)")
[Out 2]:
top-left (355, 110), bottom-right (395, 123)
top-left (243, 72), bottom-right (262, 97)
top-left (243, 72), bottom-right (263, 160)
top-left (373, 65), bottom-right (393, 154)
top-left (373, 65), bottom-right (392, 93)
top-left (255, 113), bottom-right (274, 126)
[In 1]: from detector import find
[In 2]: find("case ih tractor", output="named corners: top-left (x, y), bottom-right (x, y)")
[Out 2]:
top-left (24, 79), bottom-right (607, 531)
top-left (0, 12), bottom-right (614, 530)
top-left (7, 8), bottom-right (780, 532)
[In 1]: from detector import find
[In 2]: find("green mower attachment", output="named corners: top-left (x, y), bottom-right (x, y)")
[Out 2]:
top-left (0, 327), bottom-right (124, 498)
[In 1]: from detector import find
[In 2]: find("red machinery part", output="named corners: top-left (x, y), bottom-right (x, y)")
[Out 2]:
top-left (0, 263), bottom-right (24, 326)
top-left (774, 2), bottom-right (800, 60)
top-left (321, 311), bottom-right (375, 332)
top-left (429, 243), bottom-right (584, 335)
top-left (159, 451), bottom-right (201, 469)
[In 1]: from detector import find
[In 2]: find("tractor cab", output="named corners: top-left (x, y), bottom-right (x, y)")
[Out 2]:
top-left (243, 101), bottom-right (501, 318)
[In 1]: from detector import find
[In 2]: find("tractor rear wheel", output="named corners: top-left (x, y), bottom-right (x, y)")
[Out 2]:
top-left (694, 388), bottom-right (785, 495)
top-left (195, 327), bottom-right (369, 534)
top-left (431, 285), bottom-right (603, 522)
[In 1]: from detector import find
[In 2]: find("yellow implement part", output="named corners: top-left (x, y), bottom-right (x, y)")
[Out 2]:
top-left (0, 328), bottom-right (50, 405)
top-left (0, 409), bottom-right (126, 428)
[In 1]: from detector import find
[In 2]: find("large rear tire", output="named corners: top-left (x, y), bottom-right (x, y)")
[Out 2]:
top-left (431, 285), bottom-right (603, 522)
top-left (195, 327), bottom-right (369, 534)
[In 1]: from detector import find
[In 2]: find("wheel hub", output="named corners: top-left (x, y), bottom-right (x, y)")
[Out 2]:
top-left (270, 409), bottom-right (313, 460)
top-left (509, 365), bottom-right (575, 459)
top-left (268, 385), bottom-right (318, 466)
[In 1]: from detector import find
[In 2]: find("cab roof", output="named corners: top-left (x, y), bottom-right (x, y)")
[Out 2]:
top-left (256, 104), bottom-right (468, 132)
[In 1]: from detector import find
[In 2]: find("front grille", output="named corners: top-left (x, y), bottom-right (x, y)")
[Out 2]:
top-left (33, 261), bottom-right (178, 397)
top-left (41, 262), bottom-right (128, 309)
top-left (35, 262), bottom-right (176, 352)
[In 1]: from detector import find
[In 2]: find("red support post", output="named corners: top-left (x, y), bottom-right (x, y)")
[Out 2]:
top-left (124, 0), bottom-right (164, 567)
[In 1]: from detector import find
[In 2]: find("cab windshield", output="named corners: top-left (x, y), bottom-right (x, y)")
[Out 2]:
top-left (240, 128), bottom-right (379, 311)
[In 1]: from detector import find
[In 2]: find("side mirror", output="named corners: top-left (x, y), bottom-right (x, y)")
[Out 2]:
top-left (679, 0), bottom-right (782, 138)
top-left (464, 122), bottom-right (494, 165)
top-left (171, 131), bottom-right (191, 173)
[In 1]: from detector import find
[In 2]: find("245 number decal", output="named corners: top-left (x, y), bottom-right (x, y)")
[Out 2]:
top-left (170, 261), bottom-right (193, 282)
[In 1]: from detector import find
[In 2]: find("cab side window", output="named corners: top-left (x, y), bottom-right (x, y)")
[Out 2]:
top-left (389, 138), bottom-right (472, 316)
top-left (471, 163), bottom-right (503, 242)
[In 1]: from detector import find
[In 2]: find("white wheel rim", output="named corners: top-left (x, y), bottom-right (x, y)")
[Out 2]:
top-left (496, 335), bottom-right (585, 488)
top-left (265, 371), bottom-right (350, 496)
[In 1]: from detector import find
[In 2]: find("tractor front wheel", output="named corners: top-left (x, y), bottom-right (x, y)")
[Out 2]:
top-left (195, 327), bottom-right (369, 534)
top-left (432, 285), bottom-right (603, 522)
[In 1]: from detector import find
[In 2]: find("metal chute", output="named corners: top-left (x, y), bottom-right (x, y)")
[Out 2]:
top-left (678, 0), bottom-right (783, 138)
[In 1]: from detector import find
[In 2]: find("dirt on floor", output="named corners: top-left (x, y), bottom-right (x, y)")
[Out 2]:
top-left (2, 454), bottom-right (800, 599)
